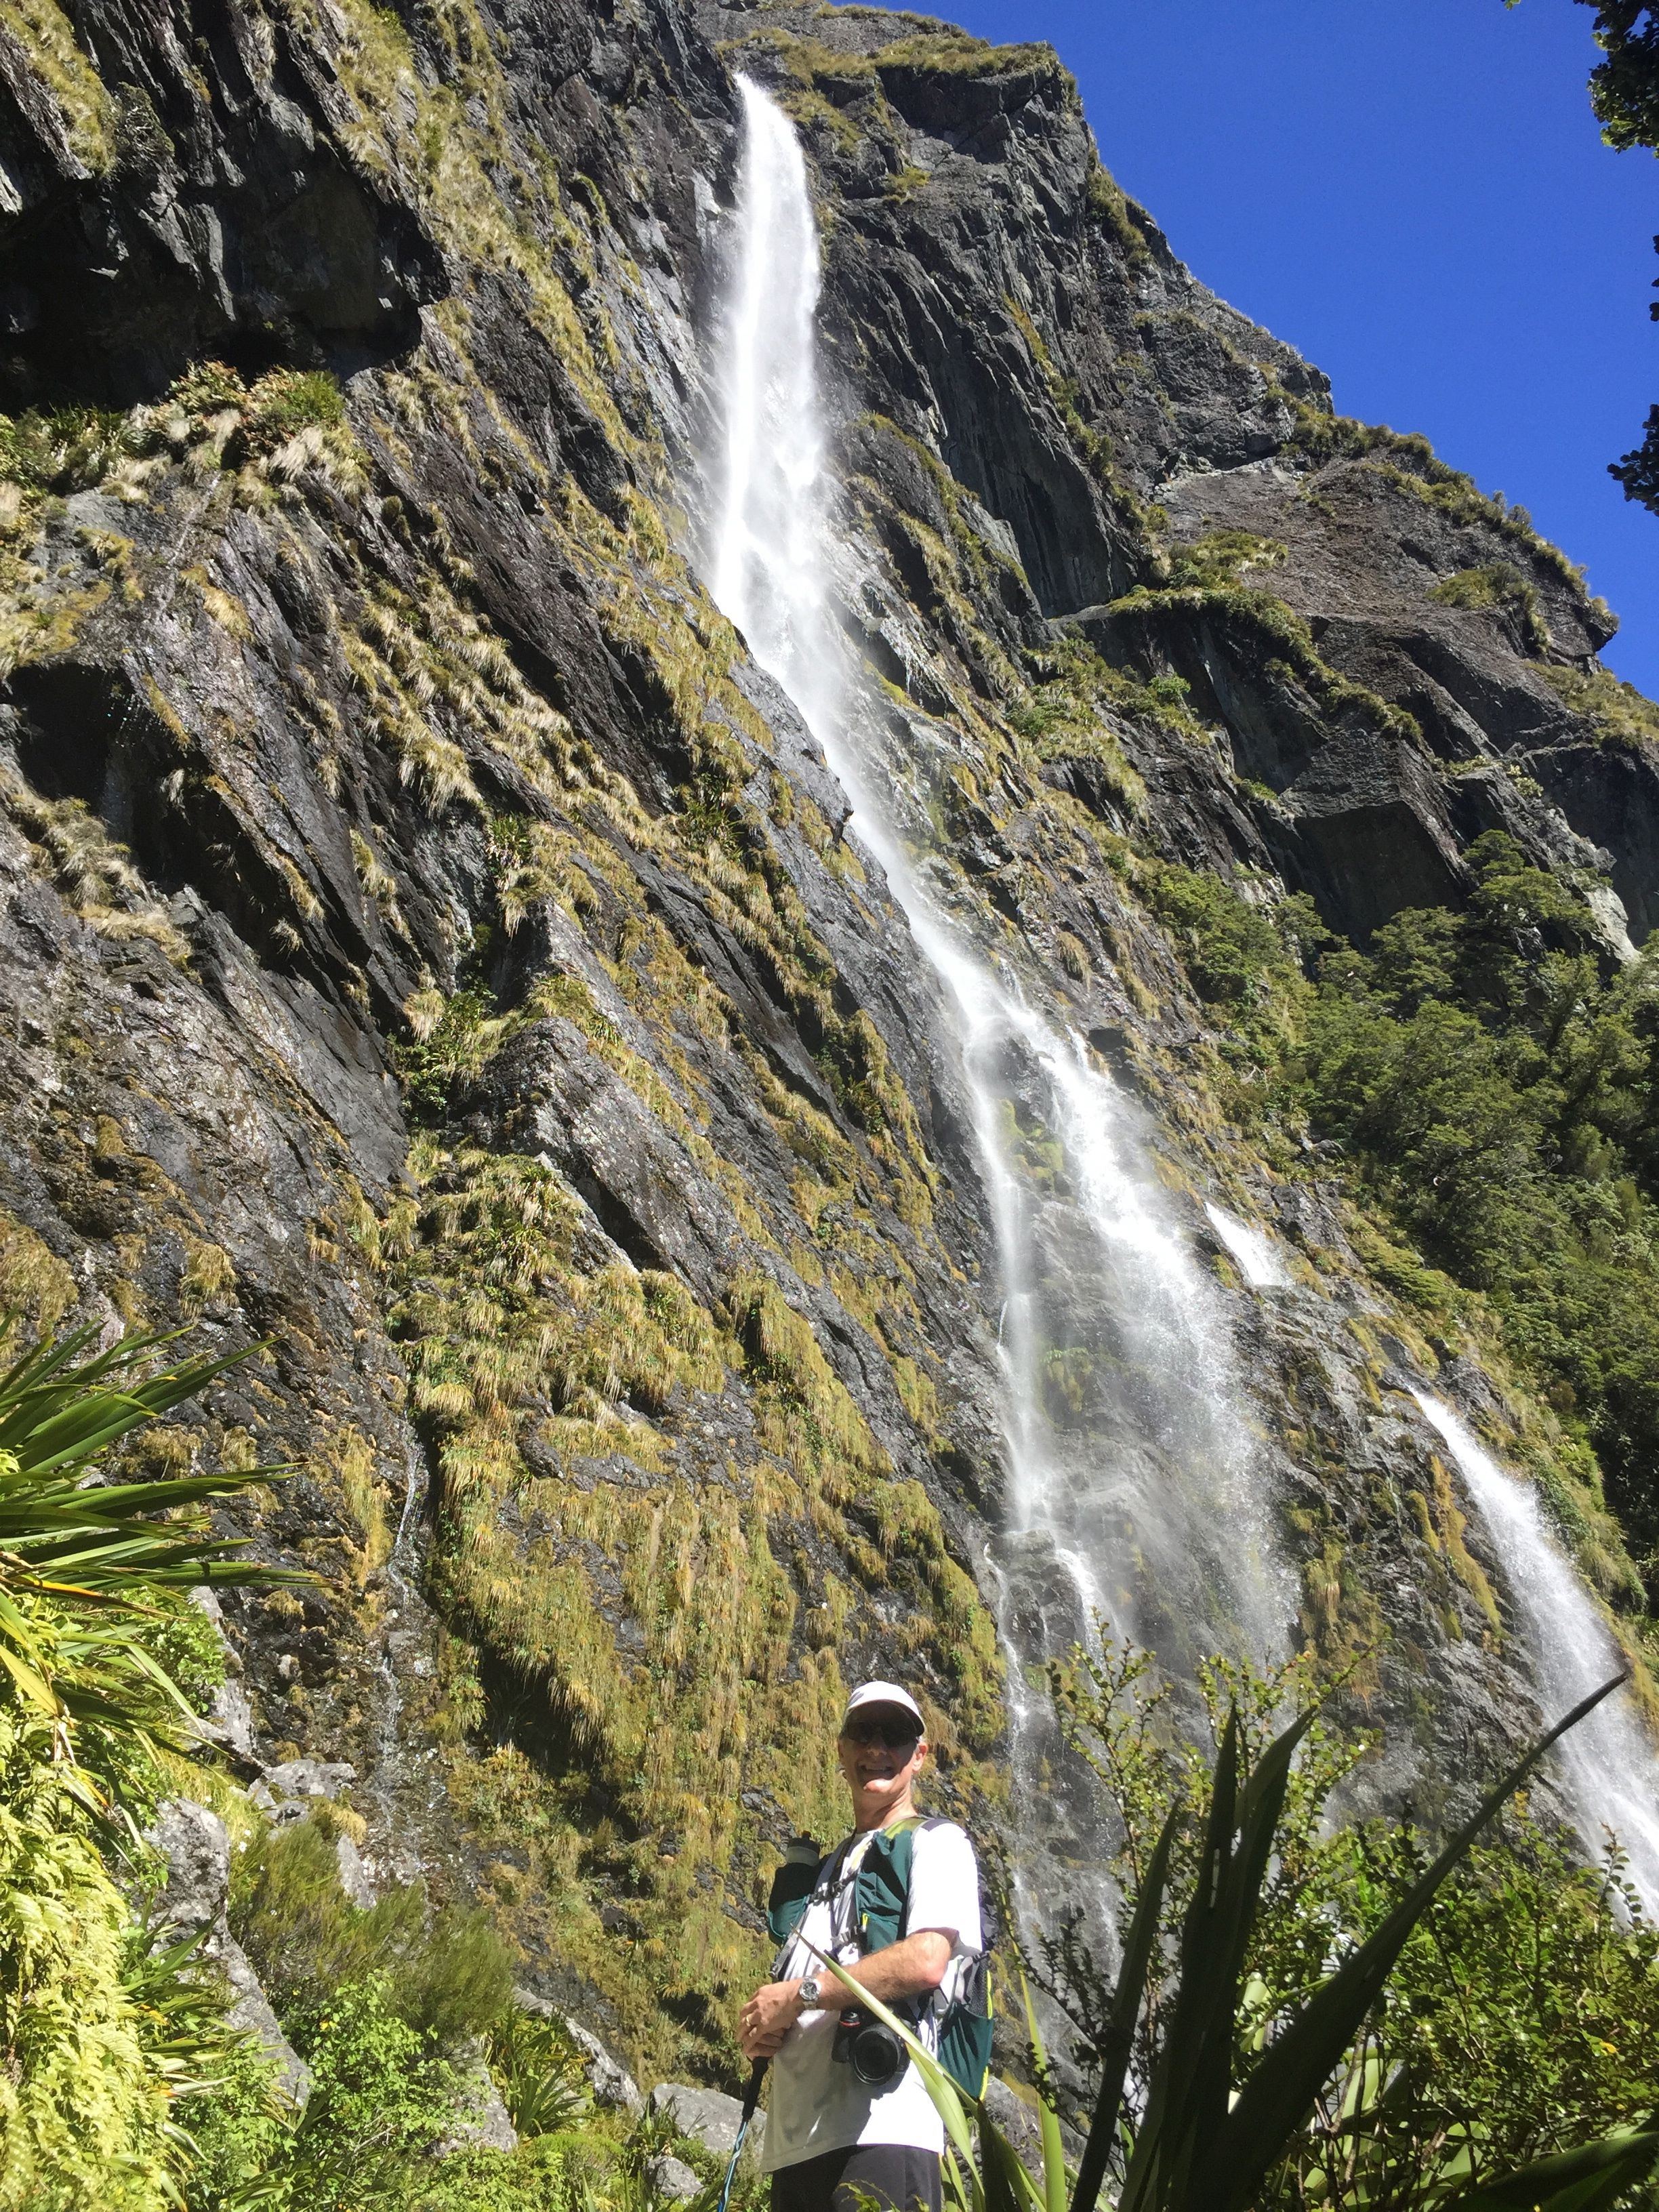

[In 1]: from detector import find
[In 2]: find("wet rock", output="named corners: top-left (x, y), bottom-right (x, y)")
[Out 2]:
top-left (250, 1760), bottom-right (358, 1819)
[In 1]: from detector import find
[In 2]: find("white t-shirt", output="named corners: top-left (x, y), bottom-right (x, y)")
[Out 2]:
top-left (761, 1818), bottom-right (983, 2173)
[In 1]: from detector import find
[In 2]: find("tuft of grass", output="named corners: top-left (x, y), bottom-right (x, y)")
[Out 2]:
top-left (1428, 561), bottom-right (1549, 654)
top-left (3, 0), bottom-right (114, 171)
top-left (1536, 660), bottom-right (1659, 752)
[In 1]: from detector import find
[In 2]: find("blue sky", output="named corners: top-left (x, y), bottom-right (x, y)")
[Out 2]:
top-left (939, 0), bottom-right (1659, 696)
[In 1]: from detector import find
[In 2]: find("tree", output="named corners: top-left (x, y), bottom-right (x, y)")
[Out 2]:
top-left (1545, 5), bottom-right (1659, 510)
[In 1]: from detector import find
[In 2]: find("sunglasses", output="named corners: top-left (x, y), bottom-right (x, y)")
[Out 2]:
top-left (842, 1717), bottom-right (921, 1749)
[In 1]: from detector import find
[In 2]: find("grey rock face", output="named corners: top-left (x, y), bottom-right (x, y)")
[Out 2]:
top-left (649, 2081), bottom-right (764, 2162)
top-left (980, 2076), bottom-right (1042, 2166)
top-left (435, 2038), bottom-right (519, 2155)
top-left (562, 2015), bottom-right (644, 2115)
top-left (150, 1795), bottom-right (231, 1933)
top-left (148, 1798), bottom-right (312, 2110)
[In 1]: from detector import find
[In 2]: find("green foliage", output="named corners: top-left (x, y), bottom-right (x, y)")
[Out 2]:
top-left (0, 365), bottom-right (356, 507)
top-left (1576, 3), bottom-right (1659, 156)
top-left (1007, 1644), bottom-right (1656, 2212)
top-left (1138, 860), bottom-right (1322, 1060)
top-left (0, 1322), bottom-right (292, 2211)
top-left (1166, 531), bottom-right (1287, 591)
top-left (1011, 635), bottom-right (1189, 804)
top-left (0, 1699), bottom-right (171, 2210)
top-left (287, 1975), bottom-right (464, 2205)
top-left (0, 406), bottom-right (129, 493)
top-left (1277, 836), bottom-right (1659, 1582)
top-left (1537, 659), bottom-right (1659, 750)
top-left (1427, 562), bottom-right (1549, 653)
top-left (486, 2010), bottom-right (591, 2137)
top-left (393, 985), bottom-right (504, 1113)
top-left (1084, 161), bottom-right (1153, 268)
top-left (238, 370), bottom-right (348, 455)
top-left (232, 1814), bottom-right (514, 2043)
top-left (191, 1820), bottom-right (613, 2209)
top-left (0, 1322), bottom-right (283, 1725)
top-left (1139, 830), bottom-right (1659, 1603)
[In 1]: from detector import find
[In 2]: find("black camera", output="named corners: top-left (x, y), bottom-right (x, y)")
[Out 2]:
top-left (831, 2007), bottom-right (906, 2088)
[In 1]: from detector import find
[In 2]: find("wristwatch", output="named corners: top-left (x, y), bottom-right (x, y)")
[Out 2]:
top-left (798, 1975), bottom-right (823, 2011)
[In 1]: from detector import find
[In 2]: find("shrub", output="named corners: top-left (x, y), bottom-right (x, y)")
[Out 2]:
top-left (485, 2011), bottom-right (591, 2138)
top-left (0, 405), bottom-right (129, 492)
top-left (0, 1324), bottom-right (292, 2211)
top-left (232, 1814), bottom-right (514, 2043)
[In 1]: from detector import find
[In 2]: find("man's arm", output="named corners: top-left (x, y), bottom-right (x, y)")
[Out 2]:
top-left (738, 1931), bottom-right (955, 2060)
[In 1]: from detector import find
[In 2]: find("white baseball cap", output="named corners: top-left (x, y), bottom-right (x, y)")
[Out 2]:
top-left (842, 1680), bottom-right (925, 1732)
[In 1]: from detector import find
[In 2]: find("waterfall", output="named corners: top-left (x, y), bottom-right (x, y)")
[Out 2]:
top-left (1205, 1202), bottom-right (1290, 1291)
top-left (709, 79), bottom-right (1290, 1903)
top-left (1413, 1393), bottom-right (1659, 1908)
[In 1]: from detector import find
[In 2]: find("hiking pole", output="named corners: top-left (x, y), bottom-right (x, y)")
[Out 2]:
top-left (716, 2060), bottom-right (766, 2212)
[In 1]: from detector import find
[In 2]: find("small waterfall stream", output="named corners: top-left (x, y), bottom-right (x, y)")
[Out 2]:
top-left (1413, 1393), bottom-right (1659, 1907)
top-left (708, 80), bottom-right (1290, 1912)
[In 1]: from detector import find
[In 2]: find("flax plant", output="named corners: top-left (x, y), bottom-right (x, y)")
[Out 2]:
top-left (812, 1677), bottom-right (1658, 2212)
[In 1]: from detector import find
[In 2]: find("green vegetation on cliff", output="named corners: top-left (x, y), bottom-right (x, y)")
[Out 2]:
top-left (1139, 830), bottom-right (1659, 1614)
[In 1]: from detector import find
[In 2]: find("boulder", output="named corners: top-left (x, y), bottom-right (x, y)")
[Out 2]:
top-left (435, 2037), bottom-right (518, 2155)
top-left (649, 2080), bottom-right (764, 2163)
top-left (512, 1986), bottom-right (643, 2113)
top-left (147, 1797), bottom-right (311, 2110)
top-left (647, 2153), bottom-right (703, 2203)
top-left (981, 2076), bottom-right (1043, 2166)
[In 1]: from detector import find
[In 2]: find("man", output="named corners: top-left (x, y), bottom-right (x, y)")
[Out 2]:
top-left (740, 1680), bottom-right (983, 2212)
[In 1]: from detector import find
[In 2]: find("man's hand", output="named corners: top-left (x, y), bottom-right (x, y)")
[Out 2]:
top-left (739, 1935), bottom-right (957, 2060)
top-left (739, 1978), bottom-right (805, 2060)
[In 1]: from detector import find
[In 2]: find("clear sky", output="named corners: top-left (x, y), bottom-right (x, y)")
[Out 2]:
top-left (937, 0), bottom-right (1659, 697)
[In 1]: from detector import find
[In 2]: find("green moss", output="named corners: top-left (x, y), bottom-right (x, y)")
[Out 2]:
top-left (1427, 561), bottom-right (1549, 655)
top-left (4, 0), bottom-right (114, 171)
top-left (1166, 530), bottom-right (1287, 591)
top-left (1084, 159), bottom-right (1153, 268)
top-left (1536, 660), bottom-right (1659, 752)
top-left (1013, 634), bottom-right (1188, 797)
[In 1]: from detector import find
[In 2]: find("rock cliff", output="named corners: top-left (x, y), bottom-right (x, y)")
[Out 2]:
top-left (1, 0), bottom-right (1654, 2082)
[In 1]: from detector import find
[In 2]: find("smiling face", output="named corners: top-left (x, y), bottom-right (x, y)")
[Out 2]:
top-left (838, 1706), bottom-right (928, 1830)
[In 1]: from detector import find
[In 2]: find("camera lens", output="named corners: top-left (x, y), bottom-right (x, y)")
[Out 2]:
top-left (848, 2022), bottom-right (905, 2087)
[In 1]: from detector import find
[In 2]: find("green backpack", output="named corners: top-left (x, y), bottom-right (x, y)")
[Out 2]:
top-left (766, 1815), bottom-right (994, 2100)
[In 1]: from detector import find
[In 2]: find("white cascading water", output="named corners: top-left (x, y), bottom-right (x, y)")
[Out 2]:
top-left (706, 81), bottom-right (1659, 1927)
top-left (1205, 1202), bottom-right (1290, 1292)
top-left (709, 79), bottom-right (1290, 1906)
top-left (1412, 1393), bottom-right (1659, 1908)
